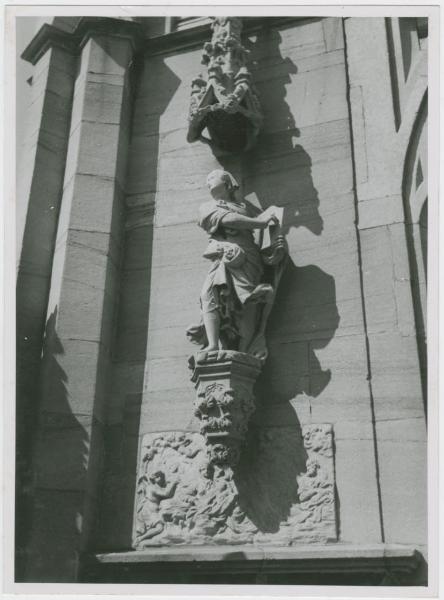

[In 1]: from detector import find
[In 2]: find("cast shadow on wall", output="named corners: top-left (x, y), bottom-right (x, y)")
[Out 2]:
top-left (224, 25), bottom-right (340, 532)
top-left (18, 308), bottom-right (90, 580)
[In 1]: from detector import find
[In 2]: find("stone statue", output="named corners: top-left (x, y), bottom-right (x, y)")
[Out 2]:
top-left (187, 169), bottom-right (284, 358)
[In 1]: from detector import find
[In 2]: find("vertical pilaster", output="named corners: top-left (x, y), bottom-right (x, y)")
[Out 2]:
top-left (344, 17), bottom-right (427, 551)
top-left (16, 45), bottom-right (77, 580)
top-left (23, 34), bottom-right (136, 581)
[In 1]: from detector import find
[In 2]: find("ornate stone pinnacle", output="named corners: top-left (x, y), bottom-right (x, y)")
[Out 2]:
top-left (187, 17), bottom-right (263, 154)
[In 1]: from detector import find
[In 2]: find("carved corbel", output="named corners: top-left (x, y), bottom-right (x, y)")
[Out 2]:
top-left (190, 350), bottom-right (262, 467)
top-left (187, 17), bottom-right (263, 154)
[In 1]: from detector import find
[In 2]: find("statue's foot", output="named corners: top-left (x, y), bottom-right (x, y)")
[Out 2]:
top-left (202, 345), bottom-right (219, 352)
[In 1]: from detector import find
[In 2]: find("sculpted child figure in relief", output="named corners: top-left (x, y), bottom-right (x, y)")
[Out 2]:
top-left (187, 169), bottom-right (280, 354)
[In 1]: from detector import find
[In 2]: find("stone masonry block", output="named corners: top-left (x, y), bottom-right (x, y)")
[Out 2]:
top-left (358, 195), bottom-right (404, 230)
top-left (334, 438), bottom-right (382, 543)
top-left (139, 390), bottom-right (196, 435)
top-left (377, 439), bottom-right (427, 545)
top-left (76, 121), bottom-right (126, 183)
top-left (322, 17), bottom-right (345, 52)
top-left (144, 356), bottom-right (194, 394)
top-left (69, 174), bottom-right (126, 238)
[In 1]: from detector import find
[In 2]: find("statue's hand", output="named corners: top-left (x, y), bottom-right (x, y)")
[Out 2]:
top-left (257, 207), bottom-right (279, 228)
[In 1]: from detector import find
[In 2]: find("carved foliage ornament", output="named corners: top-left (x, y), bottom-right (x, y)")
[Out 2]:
top-left (187, 17), bottom-right (263, 154)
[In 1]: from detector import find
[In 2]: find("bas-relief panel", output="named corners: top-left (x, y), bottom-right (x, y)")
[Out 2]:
top-left (133, 425), bottom-right (336, 547)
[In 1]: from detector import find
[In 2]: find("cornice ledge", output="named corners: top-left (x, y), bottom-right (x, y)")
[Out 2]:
top-left (92, 543), bottom-right (423, 573)
top-left (21, 17), bottom-right (145, 65)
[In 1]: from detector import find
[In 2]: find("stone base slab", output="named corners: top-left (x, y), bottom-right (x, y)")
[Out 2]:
top-left (95, 543), bottom-right (420, 565)
top-left (82, 544), bottom-right (425, 585)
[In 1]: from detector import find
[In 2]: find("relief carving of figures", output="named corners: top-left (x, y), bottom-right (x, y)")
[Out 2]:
top-left (133, 427), bottom-right (337, 548)
top-left (284, 425), bottom-right (336, 540)
top-left (186, 169), bottom-right (287, 362)
top-left (133, 432), bottom-right (252, 547)
top-left (187, 17), bottom-right (263, 153)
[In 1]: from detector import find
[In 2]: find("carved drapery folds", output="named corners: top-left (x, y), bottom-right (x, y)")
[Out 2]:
top-left (186, 169), bottom-right (288, 468)
top-left (133, 425), bottom-right (337, 548)
top-left (187, 17), bottom-right (263, 153)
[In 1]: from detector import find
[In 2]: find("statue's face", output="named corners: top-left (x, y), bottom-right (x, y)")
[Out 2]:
top-left (306, 460), bottom-right (318, 476)
top-left (207, 172), bottom-right (230, 201)
top-left (199, 462), bottom-right (213, 479)
top-left (150, 472), bottom-right (164, 485)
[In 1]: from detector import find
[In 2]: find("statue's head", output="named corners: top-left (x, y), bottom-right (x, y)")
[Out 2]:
top-left (207, 169), bottom-right (239, 201)
top-left (149, 470), bottom-right (165, 486)
top-left (305, 459), bottom-right (319, 477)
top-left (199, 460), bottom-right (214, 480)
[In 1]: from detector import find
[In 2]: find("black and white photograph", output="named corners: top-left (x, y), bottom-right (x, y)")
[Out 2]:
top-left (3, 2), bottom-right (440, 596)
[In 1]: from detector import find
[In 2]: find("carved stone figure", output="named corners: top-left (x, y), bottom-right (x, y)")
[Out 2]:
top-left (190, 463), bottom-right (239, 537)
top-left (187, 17), bottom-right (263, 153)
top-left (132, 427), bottom-right (337, 548)
top-left (186, 169), bottom-right (287, 361)
top-left (186, 169), bottom-right (287, 467)
top-left (225, 505), bottom-right (258, 539)
top-left (134, 470), bottom-right (177, 546)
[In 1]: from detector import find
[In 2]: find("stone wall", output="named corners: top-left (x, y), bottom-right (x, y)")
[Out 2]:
top-left (16, 16), bottom-right (428, 583)
top-left (97, 17), bottom-right (382, 550)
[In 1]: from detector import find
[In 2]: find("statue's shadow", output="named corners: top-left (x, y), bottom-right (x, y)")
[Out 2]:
top-left (226, 24), bottom-right (340, 533)
top-left (233, 261), bottom-right (339, 533)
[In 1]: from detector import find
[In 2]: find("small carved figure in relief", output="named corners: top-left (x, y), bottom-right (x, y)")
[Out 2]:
top-left (134, 470), bottom-right (177, 545)
top-left (295, 458), bottom-right (333, 525)
top-left (191, 462), bottom-right (239, 536)
top-left (225, 505), bottom-right (258, 538)
top-left (187, 169), bottom-right (281, 355)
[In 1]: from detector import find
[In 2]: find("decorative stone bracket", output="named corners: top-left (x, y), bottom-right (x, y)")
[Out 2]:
top-left (187, 17), bottom-right (263, 154)
top-left (190, 350), bottom-right (262, 467)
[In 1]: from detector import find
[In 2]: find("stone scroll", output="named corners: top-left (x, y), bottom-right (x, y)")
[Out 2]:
top-left (133, 424), bottom-right (337, 548)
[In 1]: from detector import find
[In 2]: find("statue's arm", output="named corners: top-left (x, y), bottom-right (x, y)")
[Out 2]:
top-left (221, 210), bottom-right (277, 231)
top-left (158, 481), bottom-right (177, 499)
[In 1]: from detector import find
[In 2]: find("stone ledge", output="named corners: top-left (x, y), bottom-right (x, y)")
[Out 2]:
top-left (93, 544), bottom-right (421, 573)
